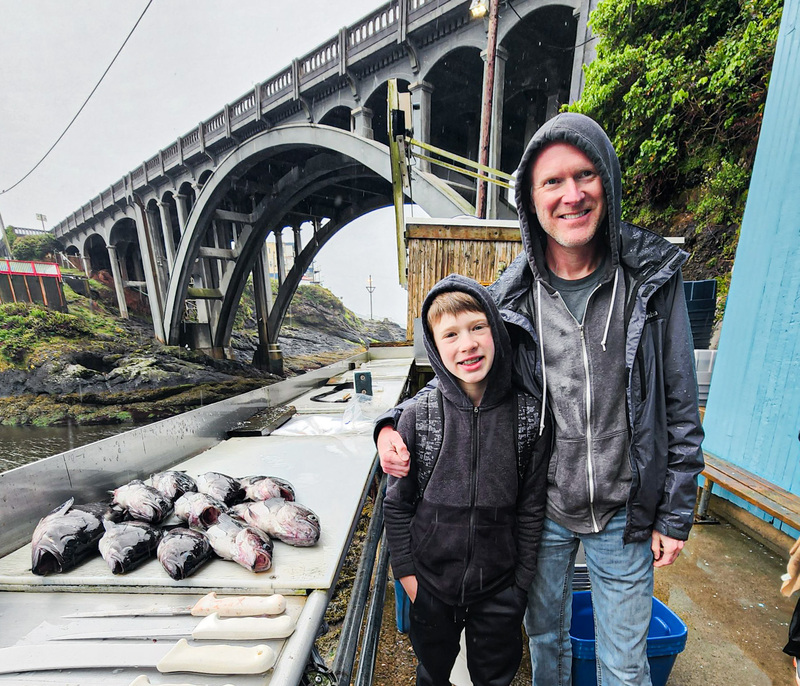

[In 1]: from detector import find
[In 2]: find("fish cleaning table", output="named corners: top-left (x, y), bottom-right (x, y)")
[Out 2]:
top-left (0, 352), bottom-right (413, 685)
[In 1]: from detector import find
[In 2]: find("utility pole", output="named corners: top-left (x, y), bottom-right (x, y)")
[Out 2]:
top-left (475, 0), bottom-right (500, 219)
top-left (0, 207), bottom-right (12, 258)
top-left (366, 275), bottom-right (376, 320)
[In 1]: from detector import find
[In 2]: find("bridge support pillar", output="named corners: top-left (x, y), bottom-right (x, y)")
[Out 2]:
top-left (274, 228), bottom-right (287, 285)
top-left (480, 46), bottom-right (508, 219)
top-left (175, 193), bottom-right (190, 234)
top-left (158, 201), bottom-right (177, 269)
top-left (569, 0), bottom-right (598, 104)
top-left (252, 241), bottom-right (280, 373)
top-left (350, 106), bottom-right (374, 140)
top-left (292, 224), bottom-right (303, 261)
top-left (409, 81), bottom-right (434, 172)
top-left (132, 201), bottom-right (166, 341)
top-left (106, 244), bottom-right (129, 319)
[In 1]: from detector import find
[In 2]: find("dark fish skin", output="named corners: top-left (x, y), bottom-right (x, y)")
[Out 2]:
top-left (232, 498), bottom-right (321, 547)
top-left (240, 475), bottom-right (296, 502)
top-left (174, 492), bottom-right (228, 529)
top-left (196, 472), bottom-right (245, 506)
top-left (148, 471), bottom-right (197, 502)
top-left (31, 498), bottom-right (104, 575)
top-left (112, 480), bottom-right (173, 524)
top-left (98, 520), bottom-right (162, 574)
top-left (157, 527), bottom-right (213, 580)
top-left (71, 501), bottom-right (126, 522)
top-left (207, 513), bottom-right (273, 572)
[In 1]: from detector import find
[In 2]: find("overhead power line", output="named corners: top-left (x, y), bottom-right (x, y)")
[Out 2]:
top-left (0, 0), bottom-right (154, 196)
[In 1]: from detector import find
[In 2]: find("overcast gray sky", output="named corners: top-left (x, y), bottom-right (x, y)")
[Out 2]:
top-left (0, 0), bottom-right (411, 325)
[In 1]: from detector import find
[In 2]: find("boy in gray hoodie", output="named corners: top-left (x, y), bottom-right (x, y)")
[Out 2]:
top-left (384, 274), bottom-right (550, 686)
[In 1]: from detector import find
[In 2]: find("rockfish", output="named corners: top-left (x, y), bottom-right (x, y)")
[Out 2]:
top-left (147, 470), bottom-right (197, 501)
top-left (98, 519), bottom-right (162, 574)
top-left (240, 475), bottom-right (296, 502)
top-left (30, 498), bottom-right (116, 575)
top-left (232, 498), bottom-right (321, 547)
top-left (207, 513), bottom-right (273, 572)
top-left (174, 491), bottom-right (228, 528)
top-left (112, 480), bottom-right (173, 524)
top-left (157, 527), bottom-right (213, 580)
top-left (196, 472), bottom-right (245, 506)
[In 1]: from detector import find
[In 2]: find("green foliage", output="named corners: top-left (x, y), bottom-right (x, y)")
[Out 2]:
top-left (11, 233), bottom-right (63, 261)
top-left (5, 227), bottom-right (15, 249)
top-left (0, 302), bottom-right (94, 363)
top-left (570, 0), bottom-right (782, 230)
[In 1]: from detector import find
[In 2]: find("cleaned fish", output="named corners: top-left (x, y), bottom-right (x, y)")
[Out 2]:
top-left (98, 519), bottom-right (162, 574)
top-left (112, 480), bottom-right (173, 524)
top-left (196, 472), bottom-right (245, 506)
top-left (147, 470), bottom-right (197, 501)
top-left (240, 475), bottom-right (295, 502)
top-left (31, 498), bottom-right (105, 575)
top-left (157, 527), bottom-right (213, 580)
top-left (174, 491), bottom-right (228, 529)
top-left (232, 498), bottom-right (321, 547)
top-left (206, 513), bottom-right (273, 572)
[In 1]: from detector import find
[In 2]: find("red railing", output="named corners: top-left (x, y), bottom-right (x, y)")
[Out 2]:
top-left (0, 260), bottom-right (62, 280)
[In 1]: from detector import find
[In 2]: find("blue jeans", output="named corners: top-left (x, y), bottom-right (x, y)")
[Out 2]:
top-left (524, 510), bottom-right (654, 686)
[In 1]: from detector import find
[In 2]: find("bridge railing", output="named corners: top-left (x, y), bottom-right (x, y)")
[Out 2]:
top-left (52, 0), bottom-right (467, 238)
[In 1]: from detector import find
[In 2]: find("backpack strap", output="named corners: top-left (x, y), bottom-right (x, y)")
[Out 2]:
top-left (514, 390), bottom-right (540, 481)
top-left (414, 388), bottom-right (445, 503)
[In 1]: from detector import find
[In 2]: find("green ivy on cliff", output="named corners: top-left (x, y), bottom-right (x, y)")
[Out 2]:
top-left (570, 0), bottom-right (782, 231)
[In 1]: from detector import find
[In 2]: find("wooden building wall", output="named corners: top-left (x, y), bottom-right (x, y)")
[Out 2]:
top-left (405, 219), bottom-right (523, 335)
top-left (702, 0), bottom-right (800, 535)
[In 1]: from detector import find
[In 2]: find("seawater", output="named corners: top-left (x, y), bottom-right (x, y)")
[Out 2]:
top-left (0, 423), bottom-right (142, 473)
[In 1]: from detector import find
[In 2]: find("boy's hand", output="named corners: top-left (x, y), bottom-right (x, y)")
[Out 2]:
top-left (399, 575), bottom-right (418, 602)
top-left (651, 530), bottom-right (684, 567)
top-left (378, 426), bottom-right (410, 477)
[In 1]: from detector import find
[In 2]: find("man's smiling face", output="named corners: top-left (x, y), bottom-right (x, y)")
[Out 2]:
top-left (529, 142), bottom-right (607, 250)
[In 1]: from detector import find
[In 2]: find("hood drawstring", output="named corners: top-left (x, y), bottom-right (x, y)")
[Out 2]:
top-left (600, 267), bottom-right (619, 352)
top-left (536, 280), bottom-right (548, 435)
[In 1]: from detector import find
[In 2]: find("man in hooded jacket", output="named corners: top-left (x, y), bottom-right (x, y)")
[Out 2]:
top-left (378, 112), bottom-right (704, 685)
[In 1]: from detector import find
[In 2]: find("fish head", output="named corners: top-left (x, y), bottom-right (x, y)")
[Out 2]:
top-left (277, 502), bottom-right (321, 546)
top-left (234, 527), bottom-right (274, 572)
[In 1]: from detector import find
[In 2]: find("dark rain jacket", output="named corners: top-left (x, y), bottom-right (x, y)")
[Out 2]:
top-left (491, 112), bottom-right (704, 543)
top-left (383, 275), bottom-right (550, 606)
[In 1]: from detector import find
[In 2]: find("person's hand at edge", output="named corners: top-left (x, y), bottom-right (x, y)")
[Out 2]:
top-left (378, 425), bottom-right (410, 477)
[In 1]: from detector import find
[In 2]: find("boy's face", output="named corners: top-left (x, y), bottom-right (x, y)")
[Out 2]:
top-left (430, 309), bottom-right (495, 401)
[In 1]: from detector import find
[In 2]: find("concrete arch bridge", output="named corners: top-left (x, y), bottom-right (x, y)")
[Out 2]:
top-left (52, 0), bottom-right (598, 367)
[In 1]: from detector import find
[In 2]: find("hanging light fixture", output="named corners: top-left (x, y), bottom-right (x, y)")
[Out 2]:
top-left (469, 0), bottom-right (488, 19)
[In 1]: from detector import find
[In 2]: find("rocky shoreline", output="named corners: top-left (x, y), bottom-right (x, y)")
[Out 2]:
top-left (0, 279), bottom-right (406, 427)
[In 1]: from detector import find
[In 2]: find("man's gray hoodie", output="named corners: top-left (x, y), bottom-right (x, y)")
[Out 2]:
top-left (489, 112), bottom-right (705, 542)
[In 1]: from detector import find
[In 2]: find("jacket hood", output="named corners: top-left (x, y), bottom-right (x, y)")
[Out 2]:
top-left (514, 112), bottom-right (623, 280)
top-left (421, 274), bottom-right (512, 407)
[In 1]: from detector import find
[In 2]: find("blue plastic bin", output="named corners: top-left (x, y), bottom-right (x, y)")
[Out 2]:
top-left (570, 591), bottom-right (687, 686)
top-left (395, 579), bottom-right (411, 633)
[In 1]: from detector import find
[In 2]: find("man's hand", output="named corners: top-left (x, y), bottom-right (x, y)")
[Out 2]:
top-left (399, 574), bottom-right (419, 603)
top-left (378, 425), bottom-right (410, 477)
top-left (651, 531), bottom-right (685, 568)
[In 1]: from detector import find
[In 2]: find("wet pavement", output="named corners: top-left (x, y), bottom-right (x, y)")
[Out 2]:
top-left (654, 519), bottom-right (796, 685)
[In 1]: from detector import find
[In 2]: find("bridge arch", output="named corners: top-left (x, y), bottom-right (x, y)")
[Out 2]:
top-left (163, 123), bottom-right (471, 353)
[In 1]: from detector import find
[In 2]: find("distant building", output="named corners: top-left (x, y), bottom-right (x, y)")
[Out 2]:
top-left (264, 240), bottom-right (318, 284)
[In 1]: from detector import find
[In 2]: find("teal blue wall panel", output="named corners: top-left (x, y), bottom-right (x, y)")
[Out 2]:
top-left (703, 0), bottom-right (800, 533)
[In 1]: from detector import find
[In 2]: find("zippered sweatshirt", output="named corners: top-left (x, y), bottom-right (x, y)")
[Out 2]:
top-left (489, 112), bottom-right (705, 542)
top-left (383, 275), bottom-right (549, 606)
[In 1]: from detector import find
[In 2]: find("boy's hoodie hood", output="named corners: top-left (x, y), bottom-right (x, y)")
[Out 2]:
top-left (514, 112), bottom-right (622, 279)
top-left (421, 274), bottom-right (512, 408)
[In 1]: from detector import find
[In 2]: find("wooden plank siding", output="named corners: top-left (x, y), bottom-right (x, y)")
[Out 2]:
top-left (405, 220), bottom-right (523, 335)
top-left (701, 0), bottom-right (800, 536)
